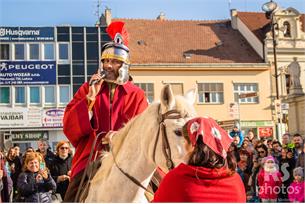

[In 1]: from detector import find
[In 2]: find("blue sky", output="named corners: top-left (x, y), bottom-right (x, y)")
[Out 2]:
top-left (1, 0), bottom-right (305, 26)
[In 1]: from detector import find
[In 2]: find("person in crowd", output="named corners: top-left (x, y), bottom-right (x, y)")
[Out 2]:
top-left (271, 141), bottom-right (282, 162)
top-left (49, 141), bottom-right (72, 200)
top-left (288, 167), bottom-right (305, 203)
top-left (36, 139), bottom-right (55, 169)
top-left (296, 142), bottom-right (304, 168)
top-left (13, 145), bottom-right (22, 162)
top-left (17, 152), bottom-right (56, 203)
top-left (281, 133), bottom-right (291, 147)
top-left (278, 147), bottom-right (296, 202)
top-left (257, 156), bottom-right (282, 202)
top-left (0, 151), bottom-right (13, 203)
top-left (6, 147), bottom-right (22, 200)
top-left (292, 134), bottom-right (304, 159)
top-left (247, 130), bottom-right (257, 143)
top-left (152, 117), bottom-right (246, 202)
top-left (255, 142), bottom-right (268, 161)
top-left (21, 147), bottom-right (35, 166)
top-left (63, 21), bottom-right (148, 202)
top-left (228, 143), bottom-right (240, 162)
top-left (237, 149), bottom-right (251, 192)
top-left (229, 126), bottom-right (244, 148)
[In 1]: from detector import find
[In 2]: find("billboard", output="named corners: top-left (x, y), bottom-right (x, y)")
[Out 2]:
top-left (0, 27), bottom-right (54, 42)
top-left (0, 61), bottom-right (56, 85)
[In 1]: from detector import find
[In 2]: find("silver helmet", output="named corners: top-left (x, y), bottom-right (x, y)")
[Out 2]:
top-left (101, 22), bottom-right (130, 85)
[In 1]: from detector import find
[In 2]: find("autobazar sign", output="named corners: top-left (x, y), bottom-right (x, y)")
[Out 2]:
top-left (0, 108), bottom-right (42, 128)
top-left (0, 27), bottom-right (54, 42)
top-left (0, 61), bottom-right (56, 85)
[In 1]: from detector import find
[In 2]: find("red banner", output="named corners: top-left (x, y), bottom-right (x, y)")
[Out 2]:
top-left (258, 127), bottom-right (273, 137)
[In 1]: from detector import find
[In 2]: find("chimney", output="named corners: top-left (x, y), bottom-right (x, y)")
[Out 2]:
top-left (157, 12), bottom-right (166, 20)
top-left (100, 7), bottom-right (112, 26)
top-left (230, 9), bottom-right (238, 30)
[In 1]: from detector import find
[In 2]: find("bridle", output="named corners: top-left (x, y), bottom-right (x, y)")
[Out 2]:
top-left (112, 104), bottom-right (184, 195)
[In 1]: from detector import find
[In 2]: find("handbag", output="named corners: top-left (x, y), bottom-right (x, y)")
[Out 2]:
top-left (51, 193), bottom-right (62, 203)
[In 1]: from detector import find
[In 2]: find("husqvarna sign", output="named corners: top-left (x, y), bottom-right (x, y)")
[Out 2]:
top-left (0, 27), bottom-right (54, 42)
top-left (0, 61), bottom-right (56, 85)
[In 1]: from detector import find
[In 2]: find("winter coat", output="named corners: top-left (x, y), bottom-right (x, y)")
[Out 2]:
top-left (49, 154), bottom-right (72, 199)
top-left (257, 169), bottom-right (282, 199)
top-left (63, 81), bottom-right (148, 178)
top-left (17, 171), bottom-right (56, 203)
top-left (288, 181), bottom-right (305, 202)
top-left (296, 152), bottom-right (304, 168)
top-left (153, 163), bottom-right (246, 202)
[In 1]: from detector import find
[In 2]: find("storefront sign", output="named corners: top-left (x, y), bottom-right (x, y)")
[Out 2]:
top-left (42, 109), bottom-right (64, 127)
top-left (228, 102), bottom-right (239, 119)
top-left (0, 27), bottom-right (54, 42)
top-left (241, 121), bottom-right (274, 127)
top-left (0, 108), bottom-right (42, 128)
top-left (11, 131), bottom-right (49, 141)
top-left (258, 127), bottom-right (273, 138)
top-left (0, 61), bottom-right (56, 85)
top-left (0, 108), bottom-right (27, 128)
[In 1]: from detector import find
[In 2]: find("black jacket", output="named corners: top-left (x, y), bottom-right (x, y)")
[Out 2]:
top-left (36, 149), bottom-right (56, 169)
top-left (17, 171), bottom-right (56, 203)
top-left (49, 154), bottom-right (72, 199)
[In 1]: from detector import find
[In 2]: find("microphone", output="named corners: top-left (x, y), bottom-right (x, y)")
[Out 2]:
top-left (89, 70), bottom-right (108, 86)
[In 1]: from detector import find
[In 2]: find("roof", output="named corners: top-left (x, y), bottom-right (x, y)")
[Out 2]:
top-left (114, 19), bottom-right (263, 64)
top-left (237, 12), bottom-right (305, 43)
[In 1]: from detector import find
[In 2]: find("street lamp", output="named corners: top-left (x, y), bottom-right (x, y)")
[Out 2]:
top-left (262, 0), bottom-right (281, 140)
top-left (262, 0), bottom-right (279, 100)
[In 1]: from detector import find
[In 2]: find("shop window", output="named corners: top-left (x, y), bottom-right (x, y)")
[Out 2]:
top-left (72, 43), bottom-right (84, 60)
top-left (45, 86), bottom-right (55, 104)
top-left (15, 44), bottom-right (25, 60)
top-left (44, 44), bottom-right (54, 60)
top-left (29, 86), bottom-right (40, 104)
top-left (59, 85), bottom-right (70, 104)
top-left (198, 83), bottom-right (224, 104)
top-left (134, 83), bottom-right (154, 103)
top-left (233, 83), bottom-right (259, 103)
top-left (0, 87), bottom-right (10, 104)
top-left (29, 44), bottom-right (40, 60)
top-left (15, 87), bottom-right (26, 104)
top-left (0, 44), bottom-right (10, 60)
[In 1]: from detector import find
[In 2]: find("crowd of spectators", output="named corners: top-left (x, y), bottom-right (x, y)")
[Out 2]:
top-left (0, 139), bottom-right (72, 202)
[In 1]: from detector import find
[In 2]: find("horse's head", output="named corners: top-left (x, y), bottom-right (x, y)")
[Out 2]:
top-left (153, 84), bottom-right (197, 172)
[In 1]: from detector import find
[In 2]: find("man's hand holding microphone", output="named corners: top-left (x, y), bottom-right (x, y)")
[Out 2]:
top-left (87, 70), bottom-right (107, 101)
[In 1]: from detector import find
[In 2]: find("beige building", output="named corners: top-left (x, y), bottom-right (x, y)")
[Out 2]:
top-left (102, 14), bottom-right (274, 138)
top-left (232, 8), bottom-right (305, 137)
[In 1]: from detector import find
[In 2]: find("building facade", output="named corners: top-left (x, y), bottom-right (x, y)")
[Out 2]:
top-left (0, 26), bottom-right (110, 151)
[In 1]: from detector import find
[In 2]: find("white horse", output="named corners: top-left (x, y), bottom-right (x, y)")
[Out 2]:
top-left (84, 84), bottom-right (197, 202)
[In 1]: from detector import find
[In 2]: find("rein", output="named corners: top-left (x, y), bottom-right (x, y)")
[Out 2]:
top-left (112, 104), bottom-right (183, 195)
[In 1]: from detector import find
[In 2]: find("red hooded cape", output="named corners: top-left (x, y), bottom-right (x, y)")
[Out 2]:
top-left (153, 163), bottom-right (246, 202)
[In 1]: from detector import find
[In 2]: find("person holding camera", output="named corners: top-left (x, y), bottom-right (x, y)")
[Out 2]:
top-left (63, 21), bottom-right (148, 202)
top-left (17, 152), bottom-right (56, 203)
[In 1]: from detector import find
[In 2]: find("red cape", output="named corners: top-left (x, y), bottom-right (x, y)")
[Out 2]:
top-left (153, 163), bottom-right (246, 202)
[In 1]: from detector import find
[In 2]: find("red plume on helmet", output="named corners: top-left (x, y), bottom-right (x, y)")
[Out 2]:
top-left (106, 21), bottom-right (129, 46)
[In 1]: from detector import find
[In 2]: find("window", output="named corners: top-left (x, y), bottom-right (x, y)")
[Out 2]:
top-left (58, 43), bottom-right (69, 61)
top-left (44, 44), bottom-right (54, 60)
top-left (0, 44), bottom-right (10, 60)
top-left (283, 21), bottom-right (291, 37)
top-left (233, 83), bottom-right (259, 103)
top-left (198, 83), bottom-right (224, 104)
top-left (15, 87), bottom-right (25, 104)
top-left (45, 86), bottom-right (55, 104)
top-left (59, 86), bottom-right (70, 104)
top-left (29, 87), bottom-right (40, 104)
top-left (14, 44), bottom-right (25, 60)
top-left (134, 83), bottom-right (154, 103)
top-left (0, 87), bottom-right (10, 104)
top-left (29, 44), bottom-right (39, 60)
top-left (167, 83), bottom-right (184, 95)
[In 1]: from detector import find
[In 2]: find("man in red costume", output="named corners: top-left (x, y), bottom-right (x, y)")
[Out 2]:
top-left (63, 21), bottom-right (148, 202)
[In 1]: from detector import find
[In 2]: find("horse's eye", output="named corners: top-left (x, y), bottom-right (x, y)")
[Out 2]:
top-left (174, 129), bottom-right (182, 137)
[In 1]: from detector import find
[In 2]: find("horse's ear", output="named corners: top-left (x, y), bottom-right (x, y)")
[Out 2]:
top-left (160, 84), bottom-right (175, 110)
top-left (184, 87), bottom-right (197, 105)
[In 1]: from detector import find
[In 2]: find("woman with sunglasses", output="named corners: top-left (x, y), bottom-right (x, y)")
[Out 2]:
top-left (49, 141), bottom-right (72, 200)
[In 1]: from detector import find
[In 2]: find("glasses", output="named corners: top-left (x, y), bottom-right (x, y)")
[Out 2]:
top-left (59, 147), bottom-right (69, 150)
